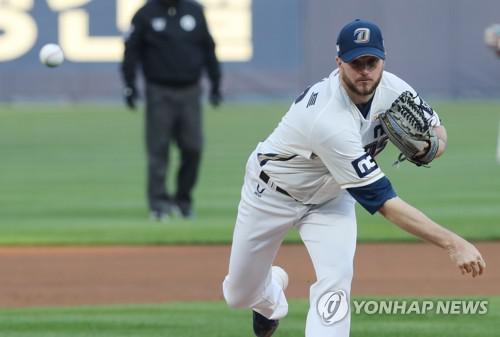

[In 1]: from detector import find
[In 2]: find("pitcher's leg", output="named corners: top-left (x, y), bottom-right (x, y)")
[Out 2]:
top-left (298, 193), bottom-right (357, 337)
top-left (223, 163), bottom-right (304, 320)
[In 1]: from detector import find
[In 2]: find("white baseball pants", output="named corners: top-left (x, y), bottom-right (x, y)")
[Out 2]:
top-left (223, 151), bottom-right (357, 337)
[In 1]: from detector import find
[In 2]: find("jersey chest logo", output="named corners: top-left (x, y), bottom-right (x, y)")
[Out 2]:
top-left (151, 18), bottom-right (167, 32)
top-left (352, 153), bottom-right (378, 178)
top-left (180, 15), bottom-right (196, 31)
top-left (363, 123), bottom-right (388, 157)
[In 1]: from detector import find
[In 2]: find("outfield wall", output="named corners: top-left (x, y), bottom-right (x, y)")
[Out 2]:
top-left (0, 0), bottom-right (499, 102)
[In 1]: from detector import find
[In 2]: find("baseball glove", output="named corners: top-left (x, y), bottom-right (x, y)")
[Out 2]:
top-left (378, 91), bottom-right (439, 167)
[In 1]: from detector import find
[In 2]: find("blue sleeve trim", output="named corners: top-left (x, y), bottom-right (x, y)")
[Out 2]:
top-left (347, 176), bottom-right (397, 214)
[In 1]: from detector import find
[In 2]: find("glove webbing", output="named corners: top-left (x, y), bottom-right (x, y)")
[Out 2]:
top-left (395, 92), bottom-right (430, 134)
top-left (386, 91), bottom-right (437, 167)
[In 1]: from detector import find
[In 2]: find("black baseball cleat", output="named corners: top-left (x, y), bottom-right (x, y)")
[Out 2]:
top-left (252, 311), bottom-right (279, 337)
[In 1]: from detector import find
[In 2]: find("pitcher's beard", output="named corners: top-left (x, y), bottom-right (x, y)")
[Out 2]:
top-left (342, 72), bottom-right (381, 98)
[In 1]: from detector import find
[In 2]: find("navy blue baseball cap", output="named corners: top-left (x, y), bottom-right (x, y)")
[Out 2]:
top-left (336, 19), bottom-right (385, 62)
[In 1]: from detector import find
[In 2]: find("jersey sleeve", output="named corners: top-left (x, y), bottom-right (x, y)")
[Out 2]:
top-left (310, 122), bottom-right (385, 189)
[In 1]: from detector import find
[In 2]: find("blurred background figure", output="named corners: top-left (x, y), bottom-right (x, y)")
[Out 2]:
top-left (484, 23), bottom-right (500, 57)
top-left (121, 0), bottom-right (222, 221)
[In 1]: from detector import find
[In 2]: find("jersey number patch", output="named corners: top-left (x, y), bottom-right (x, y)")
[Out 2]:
top-left (351, 153), bottom-right (378, 178)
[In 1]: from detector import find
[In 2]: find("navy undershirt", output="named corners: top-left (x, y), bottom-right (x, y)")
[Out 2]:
top-left (356, 96), bottom-right (374, 119)
top-left (347, 176), bottom-right (397, 214)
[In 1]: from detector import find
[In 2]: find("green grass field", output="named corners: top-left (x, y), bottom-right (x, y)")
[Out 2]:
top-left (0, 101), bottom-right (499, 244)
top-left (0, 298), bottom-right (497, 337)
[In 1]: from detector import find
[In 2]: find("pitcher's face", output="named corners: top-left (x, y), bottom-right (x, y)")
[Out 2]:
top-left (338, 56), bottom-right (384, 98)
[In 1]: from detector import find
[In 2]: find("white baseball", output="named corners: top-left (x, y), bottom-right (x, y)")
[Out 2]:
top-left (39, 43), bottom-right (65, 68)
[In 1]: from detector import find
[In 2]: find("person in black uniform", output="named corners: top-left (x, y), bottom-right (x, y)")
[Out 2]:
top-left (121, 0), bottom-right (222, 220)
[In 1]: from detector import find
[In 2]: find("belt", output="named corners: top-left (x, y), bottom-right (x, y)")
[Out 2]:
top-left (259, 171), bottom-right (293, 199)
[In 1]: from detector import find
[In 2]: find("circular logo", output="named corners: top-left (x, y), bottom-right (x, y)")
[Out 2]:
top-left (151, 18), bottom-right (167, 32)
top-left (180, 15), bottom-right (196, 31)
top-left (316, 290), bottom-right (349, 325)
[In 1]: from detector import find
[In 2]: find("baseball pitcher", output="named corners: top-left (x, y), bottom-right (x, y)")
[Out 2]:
top-left (222, 19), bottom-right (485, 337)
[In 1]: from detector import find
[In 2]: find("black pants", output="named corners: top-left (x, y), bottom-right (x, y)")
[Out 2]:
top-left (145, 82), bottom-right (203, 212)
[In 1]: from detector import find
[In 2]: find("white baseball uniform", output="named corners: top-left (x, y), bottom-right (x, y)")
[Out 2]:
top-left (223, 69), bottom-right (440, 337)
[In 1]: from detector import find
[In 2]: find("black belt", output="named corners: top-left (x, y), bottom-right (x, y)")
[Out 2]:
top-left (259, 171), bottom-right (293, 198)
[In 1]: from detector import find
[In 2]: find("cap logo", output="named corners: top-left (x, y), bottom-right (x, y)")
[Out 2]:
top-left (353, 28), bottom-right (370, 44)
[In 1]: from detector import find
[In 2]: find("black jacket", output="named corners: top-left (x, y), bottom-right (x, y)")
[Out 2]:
top-left (121, 0), bottom-right (221, 90)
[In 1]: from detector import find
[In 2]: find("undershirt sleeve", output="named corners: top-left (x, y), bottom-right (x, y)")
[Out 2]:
top-left (347, 176), bottom-right (397, 214)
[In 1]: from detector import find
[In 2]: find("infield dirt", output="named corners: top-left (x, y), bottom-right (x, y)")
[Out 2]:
top-left (0, 242), bottom-right (498, 308)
